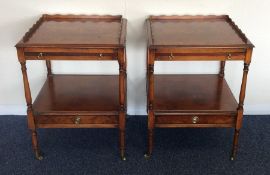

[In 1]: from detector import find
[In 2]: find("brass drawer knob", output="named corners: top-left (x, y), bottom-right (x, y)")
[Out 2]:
top-left (37, 53), bottom-right (43, 59)
top-left (192, 116), bottom-right (199, 124)
top-left (75, 116), bottom-right (81, 125)
top-left (169, 53), bottom-right (174, 60)
top-left (227, 53), bottom-right (232, 60)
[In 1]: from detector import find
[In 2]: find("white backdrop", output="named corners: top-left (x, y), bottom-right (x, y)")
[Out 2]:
top-left (0, 0), bottom-right (270, 115)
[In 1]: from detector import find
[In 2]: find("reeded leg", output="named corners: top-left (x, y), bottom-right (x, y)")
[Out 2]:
top-left (231, 129), bottom-right (240, 160)
top-left (31, 130), bottom-right (43, 160)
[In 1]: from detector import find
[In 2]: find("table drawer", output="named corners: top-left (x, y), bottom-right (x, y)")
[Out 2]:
top-left (24, 51), bottom-right (117, 60)
top-left (155, 115), bottom-right (235, 125)
top-left (36, 115), bottom-right (118, 125)
top-left (155, 48), bottom-right (246, 61)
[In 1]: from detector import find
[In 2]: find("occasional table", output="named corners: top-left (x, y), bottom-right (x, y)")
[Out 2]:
top-left (16, 14), bottom-right (127, 160)
top-left (145, 15), bottom-right (254, 160)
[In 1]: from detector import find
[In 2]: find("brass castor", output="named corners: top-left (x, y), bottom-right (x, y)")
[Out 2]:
top-left (120, 151), bottom-right (126, 161)
top-left (35, 151), bottom-right (43, 160)
top-left (144, 153), bottom-right (151, 159)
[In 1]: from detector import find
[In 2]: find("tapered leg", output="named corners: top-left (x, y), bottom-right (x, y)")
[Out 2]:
top-left (144, 129), bottom-right (153, 159)
top-left (231, 109), bottom-right (244, 160)
top-left (231, 129), bottom-right (240, 160)
top-left (31, 130), bottom-right (43, 160)
top-left (119, 130), bottom-right (125, 160)
top-left (119, 112), bottom-right (126, 160)
top-left (145, 111), bottom-right (154, 159)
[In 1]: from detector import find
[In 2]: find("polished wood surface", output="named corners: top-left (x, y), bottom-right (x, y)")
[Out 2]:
top-left (25, 20), bottom-right (120, 45)
top-left (16, 14), bottom-right (127, 160)
top-left (16, 14), bottom-right (127, 48)
top-left (145, 15), bottom-right (254, 160)
top-left (147, 15), bottom-right (253, 48)
top-left (36, 115), bottom-right (119, 128)
top-left (33, 75), bottom-right (119, 115)
top-left (154, 75), bottom-right (238, 114)
top-left (155, 115), bottom-right (235, 127)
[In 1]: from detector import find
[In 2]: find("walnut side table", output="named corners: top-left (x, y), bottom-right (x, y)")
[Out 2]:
top-left (145, 15), bottom-right (254, 160)
top-left (16, 14), bottom-right (127, 160)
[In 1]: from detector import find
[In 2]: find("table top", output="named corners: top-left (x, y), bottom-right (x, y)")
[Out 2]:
top-left (147, 15), bottom-right (253, 48)
top-left (16, 14), bottom-right (127, 48)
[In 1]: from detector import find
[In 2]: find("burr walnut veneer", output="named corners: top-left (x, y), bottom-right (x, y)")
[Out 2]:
top-left (145, 15), bottom-right (254, 160)
top-left (16, 14), bottom-right (127, 160)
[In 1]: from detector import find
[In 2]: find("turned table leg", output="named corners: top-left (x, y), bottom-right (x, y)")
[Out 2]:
top-left (219, 61), bottom-right (226, 78)
top-left (231, 62), bottom-right (250, 160)
top-left (145, 49), bottom-right (155, 159)
top-left (45, 60), bottom-right (52, 76)
top-left (118, 49), bottom-right (126, 160)
top-left (20, 61), bottom-right (43, 160)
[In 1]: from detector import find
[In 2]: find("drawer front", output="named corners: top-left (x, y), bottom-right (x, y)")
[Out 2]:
top-left (24, 48), bottom-right (118, 60)
top-left (155, 115), bottom-right (235, 125)
top-left (155, 48), bottom-right (246, 61)
top-left (36, 115), bottom-right (118, 125)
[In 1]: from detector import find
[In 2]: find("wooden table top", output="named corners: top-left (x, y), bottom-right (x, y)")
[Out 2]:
top-left (16, 14), bottom-right (127, 48)
top-left (147, 15), bottom-right (253, 48)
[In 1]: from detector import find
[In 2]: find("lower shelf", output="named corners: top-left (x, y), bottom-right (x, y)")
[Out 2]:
top-left (154, 74), bottom-right (238, 115)
top-left (152, 74), bottom-right (238, 128)
top-left (33, 75), bottom-right (120, 115)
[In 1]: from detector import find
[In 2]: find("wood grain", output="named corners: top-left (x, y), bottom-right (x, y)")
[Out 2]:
top-left (147, 15), bottom-right (254, 48)
top-left (16, 14), bottom-right (127, 159)
top-left (145, 15), bottom-right (254, 159)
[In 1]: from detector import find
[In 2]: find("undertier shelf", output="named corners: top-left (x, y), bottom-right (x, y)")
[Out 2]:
top-left (154, 74), bottom-right (238, 115)
top-left (33, 75), bottom-right (119, 115)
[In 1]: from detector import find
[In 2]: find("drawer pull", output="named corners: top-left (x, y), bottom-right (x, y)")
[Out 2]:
top-left (169, 53), bottom-right (174, 60)
top-left (99, 53), bottom-right (103, 58)
top-left (37, 53), bottom-right (43, 59)
top-left (227, 53), bottom-right (232, 60)
top-left (74, 116), bottom-right (81, 125)
top-left (192, 116), bottom-right (199, 124)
